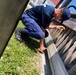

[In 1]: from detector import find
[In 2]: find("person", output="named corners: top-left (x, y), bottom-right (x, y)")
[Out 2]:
top-left (15, 4), bottom-right (71, 53)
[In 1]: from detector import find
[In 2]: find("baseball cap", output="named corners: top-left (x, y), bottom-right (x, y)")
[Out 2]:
top-left (61, 7), bottom-right (71, 24)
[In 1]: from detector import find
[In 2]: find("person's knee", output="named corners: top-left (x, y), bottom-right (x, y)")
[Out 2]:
top-left (37, 32), bottom-right (45, 39)
top-left (38, 30), bottom-right (49, 39)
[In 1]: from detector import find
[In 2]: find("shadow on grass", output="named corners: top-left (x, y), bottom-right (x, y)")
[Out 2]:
top-left (22, 36), bottom-right (39, 52)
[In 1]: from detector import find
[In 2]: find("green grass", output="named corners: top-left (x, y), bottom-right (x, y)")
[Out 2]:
top-left (0, 21), bottom-right (40, 75)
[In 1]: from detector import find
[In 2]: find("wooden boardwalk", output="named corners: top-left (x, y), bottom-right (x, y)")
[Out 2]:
top-left (45, 18), bottom-right (76, 75)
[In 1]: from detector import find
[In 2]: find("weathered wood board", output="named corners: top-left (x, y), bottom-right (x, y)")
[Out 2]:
top-left (0, 0), bottom-right (29, 57)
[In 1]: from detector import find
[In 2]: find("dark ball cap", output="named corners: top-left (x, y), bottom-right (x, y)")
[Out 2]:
top-left (61, 7), bottom-right (71, 24)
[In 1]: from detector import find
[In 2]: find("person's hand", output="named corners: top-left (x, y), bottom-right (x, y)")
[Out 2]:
top-left (56, 25), bottom-right (65, 30)
top-left (40, 46), bottom-right (47, 51)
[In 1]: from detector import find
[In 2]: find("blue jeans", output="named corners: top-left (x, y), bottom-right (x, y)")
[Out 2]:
top-left (21, 13), bottom-right (48, 39)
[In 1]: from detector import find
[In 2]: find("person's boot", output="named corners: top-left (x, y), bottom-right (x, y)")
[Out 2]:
top-left (15, 27), bottom-right (23, 42)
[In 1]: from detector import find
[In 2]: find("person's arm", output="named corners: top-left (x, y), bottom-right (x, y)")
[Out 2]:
top-left (39, 24), bottom-right (65, 51)
top-left (47, 24), bottom-right (65, 30)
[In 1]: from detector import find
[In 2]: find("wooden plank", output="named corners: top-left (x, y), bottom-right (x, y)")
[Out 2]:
top-left (69, 51), bottom-right (76, 64)
top-left (51, 29), bottom-right (58, 38)
top-left (57, 31), bottom-right (74, 51)
top-left (68, 64), bottom-right (76, 75)
top-left (45, 30), bottom-right (69, 75)
top-left (52, 30), bottom-right (62, 41)
top-left (59, 34), bottom-right (76, 55)
top-left (62, 42), bottom-right (76, 63)
top-left (0, 0), bottom-right (29, 57)
top-left (49, 29), bottom-right (55, 34)
top-left (64, 51), bottom-right (76, 66)
top-left (55, 28), bottom-right (68, 43)
top-left (56, 29), bottom-right (71, 48)
top-left (63, 18), bottom-right (76, 32)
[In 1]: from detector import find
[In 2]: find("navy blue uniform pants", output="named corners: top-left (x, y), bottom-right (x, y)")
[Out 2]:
top-left (21, 13), bottom-right (48, 39)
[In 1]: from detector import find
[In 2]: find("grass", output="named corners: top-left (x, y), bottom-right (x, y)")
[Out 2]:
top-left (0, 21), bottom-right (40, 75)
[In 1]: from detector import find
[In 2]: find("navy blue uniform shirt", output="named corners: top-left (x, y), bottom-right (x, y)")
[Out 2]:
top-left (25, 5), bottom-right (54, 29)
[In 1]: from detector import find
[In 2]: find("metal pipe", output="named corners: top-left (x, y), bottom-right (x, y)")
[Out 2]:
top-left (43, 0), bottom-right (47, 4)
top-left (60, 0), bottom-right (72, 8)
top-left (55, 0), bottom-right (64, 8)
top-left (68, 5), bottom-right (76, 19)
top-left (68, 5), bottom-right (76, 10)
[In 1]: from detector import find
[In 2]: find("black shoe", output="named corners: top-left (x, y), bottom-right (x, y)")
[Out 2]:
top-left (15, 34), bottom-right (23, 42)
top-left (15, 28), bottom-right (23, 42)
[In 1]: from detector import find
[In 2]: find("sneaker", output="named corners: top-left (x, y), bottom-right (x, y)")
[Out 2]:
top-left (15, 28), bottom-right (23, 42)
